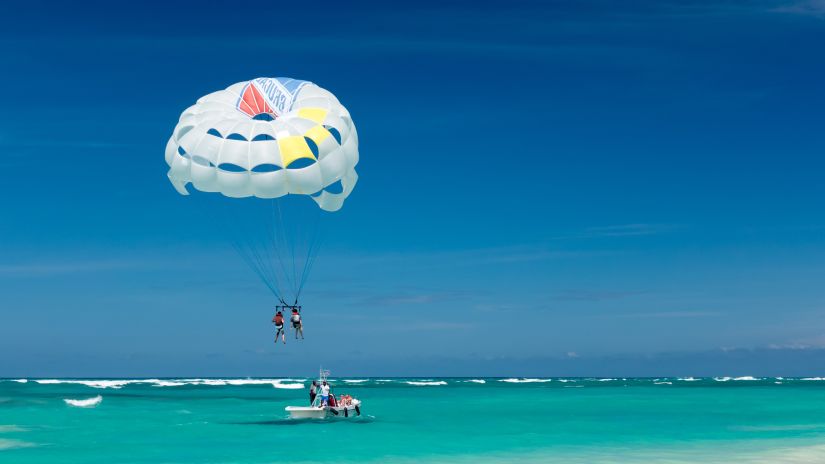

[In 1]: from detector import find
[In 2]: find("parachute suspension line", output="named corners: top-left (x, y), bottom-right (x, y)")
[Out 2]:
top-left (230, 238), bottom-right (282, 300)
top-left (289, 201), bottom-right (298, 298)
top-left (187, 194), bottom-right (280, 299)
top-left (249, 235), bottom-right (282, 296)
top-left (257, 200), bottom-right (284, 294)
top-left (276, 199), bottom-right (301, 299)
top-left (272, 199), bottom-right (297, 297)
top-left (220, 197), bottom-right (285, 302)
top-left (233, 245), bottom-right (278, 298)
top-left (296, 207), bottom-right (324, 300)
top-left (245, 214), bottom-right (283, 297)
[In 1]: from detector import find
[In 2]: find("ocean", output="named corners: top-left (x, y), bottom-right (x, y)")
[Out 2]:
top-left (3, 377), bottom-right (825, 463)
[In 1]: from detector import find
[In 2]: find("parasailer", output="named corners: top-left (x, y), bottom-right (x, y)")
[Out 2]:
top-left (165, 77), bottom-right (359, 337)
top-left (272, 310), bottom-right (286, 345)
top-left (290, 306), bottom-right (304, 340)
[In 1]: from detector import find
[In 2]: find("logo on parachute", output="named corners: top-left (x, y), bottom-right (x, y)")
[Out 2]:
top-left (236, 77), bottom-right (310, 121)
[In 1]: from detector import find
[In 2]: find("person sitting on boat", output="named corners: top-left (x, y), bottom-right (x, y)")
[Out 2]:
top-left (309, 380), bottom-right (318, 406)
top-left (320, 381), bottom-right (330, 407)
top-left (291, 307), bottom-right (304, 340)
top-left (272, 310), bottom-right (286, 345)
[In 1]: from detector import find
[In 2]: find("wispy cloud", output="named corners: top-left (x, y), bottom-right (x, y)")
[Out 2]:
top-left (358, 290), bottom-right (471, 307)
top-left (327, 245), bottom-right (620, 269)
top-left (771, 0), bottom-right (825, 17)
top-left (0, 139), bottom-right (132, 148)
top-left (388, 321), bottom-right (476, 332)
top-left (581, 223), bottom-right (678, 238)
top-left (0, 256), bottom-right (193, 277)
top-left (541, 223), bottom-right (680, 242)
top-left (554, 289), bottom-right (645, 302)
top-left (0, 260), bottom-right (139, 276)
top-left (769, 332), bottom-right (825, 350)
top-left (610, 310), bottom-right (721, 319)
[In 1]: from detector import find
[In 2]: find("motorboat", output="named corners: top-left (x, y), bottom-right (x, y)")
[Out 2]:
top-left (285, 369), bottom-right (362, 419)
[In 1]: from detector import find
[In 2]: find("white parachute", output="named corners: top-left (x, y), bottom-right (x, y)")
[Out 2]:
top-left (165, 77), bottom-right (358, 211)
top-left (164, 78), bottom-right (359, 304)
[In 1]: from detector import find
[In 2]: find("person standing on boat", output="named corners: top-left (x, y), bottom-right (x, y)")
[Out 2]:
top-left (272, 310), bottom-right (286, 345)
top-left (309, 380), bottom-right (318, 405)
top-left (320, 381), bottom-right (330, 407)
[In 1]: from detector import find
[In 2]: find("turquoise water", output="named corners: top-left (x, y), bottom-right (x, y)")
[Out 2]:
top-left (3, 377), bottom-right (825, 463)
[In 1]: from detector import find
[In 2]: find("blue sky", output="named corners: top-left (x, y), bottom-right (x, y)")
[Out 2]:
top-left (1, 0), bottom-right (824, 377)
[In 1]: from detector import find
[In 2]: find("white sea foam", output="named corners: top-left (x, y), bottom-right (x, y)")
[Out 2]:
top-left (0, 438), bottom-right (37, 450)
top-left (499, 378), bottom-right (552, 383)
top-left (405, 381), bottom-right (447, 386)
top-left (597, 378), bottom-right (617, 382)
top-left (558, 379), bottom-right (575, 383)
top-left (37, 379), bottom-right (133, 389)
top-left (0, 425), bottom-right (26, 433)
top-left (227, 379), bottom-right (286, 386)
top-left (733, 376), bottom-right (759, 381)
top-left (64, 396), bottom-right (103, 408)
top-left (734, 423), bottom-right (825, 432)
top-left (802, 377), bottom-right (825, 381)
top-left (654, 381), bottom-right (672, 385)
top-left (272, 382), bottom-right (304, 389)
top-left (151, 380), bottom-right (186, 387)
top-left (11, 379), bottom-right (27, 384)
top-left (168, 378), bottom-right (306, 388)
top-left (465, 379), bottom-right (486, 384)
top-left (343, 379), bottom-right (368, 383)
top-left (678, 377), bottom-right (699, 381)
top-left (34, 378), bottom-right (309, 389)
top-left (714, 377), bottom-right (732, 382)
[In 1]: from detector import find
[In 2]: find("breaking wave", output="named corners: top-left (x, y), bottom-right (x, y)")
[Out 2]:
top-left (151, 380), bottom-right (186, 387)
top-left (499, 378), bottom-right (552, 383)
top-left (0, 438), bottom-right (37, 450)
top-left (64, 396), bottom-right (103, 408)
top-left (38, 379), bottom-right (133, 389)
top-left (405, 381), bottom-right (447, 386)
top-left (272, 383), bottom-right (304, 389)
top-left (32, 378), bottom-right (306, 389)
top-left (0, 425), bottom-right (26, 433)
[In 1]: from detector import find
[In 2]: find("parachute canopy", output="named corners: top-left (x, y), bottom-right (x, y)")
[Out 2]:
top-left (165, 77), bottom-right (359, 211)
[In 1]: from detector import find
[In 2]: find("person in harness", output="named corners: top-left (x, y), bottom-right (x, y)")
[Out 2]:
top-left (272, 309), bottom-right (286, 345)
top-left (291, 306), bottom-right (304, 340)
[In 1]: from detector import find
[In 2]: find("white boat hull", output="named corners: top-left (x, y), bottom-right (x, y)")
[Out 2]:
top-left (286, 400), bottom-right (361, 419)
